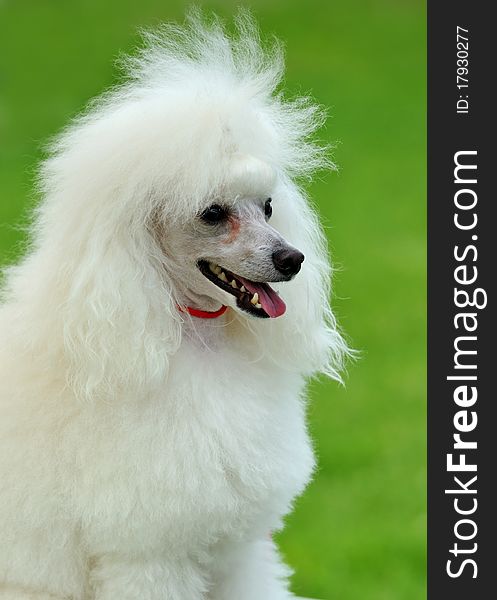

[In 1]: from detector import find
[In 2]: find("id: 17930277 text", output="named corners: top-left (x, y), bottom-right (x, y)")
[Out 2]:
top-left (456, 26), bottom-right (470, 114)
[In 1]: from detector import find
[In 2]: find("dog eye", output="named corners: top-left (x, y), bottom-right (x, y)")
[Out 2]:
top-left (264, 198), bottom-right (272, 219)
top-left (200, 204), bottom-right (228, 224)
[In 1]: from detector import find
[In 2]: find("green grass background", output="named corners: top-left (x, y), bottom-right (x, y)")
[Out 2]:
top-left (0, 1), bottom-right (426, 598)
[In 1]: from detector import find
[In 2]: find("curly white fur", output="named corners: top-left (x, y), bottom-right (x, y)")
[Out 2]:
top-left (0, 11), bottom-right (348, 600)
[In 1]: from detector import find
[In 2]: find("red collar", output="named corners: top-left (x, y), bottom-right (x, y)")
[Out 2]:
top-left (177, 304), bottom-right (228, 319)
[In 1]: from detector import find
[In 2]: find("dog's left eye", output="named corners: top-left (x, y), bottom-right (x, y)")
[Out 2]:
top-left (200, 204), bottom-right (228, 224)
top-left (264, 198), bottom-right (272, 219)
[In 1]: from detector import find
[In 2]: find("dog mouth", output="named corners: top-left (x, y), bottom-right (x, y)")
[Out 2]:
top-left (197, 260), bottom-right (286, 318)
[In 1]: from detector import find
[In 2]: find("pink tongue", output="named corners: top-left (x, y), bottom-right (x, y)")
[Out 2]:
top-left (237, 277), bottom-right (286, 318)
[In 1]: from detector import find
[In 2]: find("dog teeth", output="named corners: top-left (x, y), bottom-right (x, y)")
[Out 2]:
top-left (240, 285), bottom-right (246, 293)
top-left (219, 272), bottom-right (228, 282)
top-left (209, 263), bottom-right (222, 276)
top-left (230, 279), bottom-right (238, 289)
top-left (255, 303), bottom-right (262, 309)
top-left (250, 292), bottom-right (259, 305)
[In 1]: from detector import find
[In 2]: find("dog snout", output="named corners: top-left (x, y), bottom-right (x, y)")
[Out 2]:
top-left (272, 247), bottom-right (305, 277)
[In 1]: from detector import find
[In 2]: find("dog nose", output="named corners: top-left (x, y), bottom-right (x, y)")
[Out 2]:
top-left (272, 248), bottom-right (305, 277)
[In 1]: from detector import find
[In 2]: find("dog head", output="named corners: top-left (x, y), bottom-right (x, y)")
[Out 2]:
top-left (26, 11), bottom-right (348, 397)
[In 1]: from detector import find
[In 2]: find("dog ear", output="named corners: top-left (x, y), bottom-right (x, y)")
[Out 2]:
top-left (58, 204), bottom-right (182, 401)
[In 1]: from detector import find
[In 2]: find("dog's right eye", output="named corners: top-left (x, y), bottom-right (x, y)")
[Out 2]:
top-left (200, 204), bottom-right (228, 224)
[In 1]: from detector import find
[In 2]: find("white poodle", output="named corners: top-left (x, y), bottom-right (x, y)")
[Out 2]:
top-left (0, 11), bottom-right (347, 600)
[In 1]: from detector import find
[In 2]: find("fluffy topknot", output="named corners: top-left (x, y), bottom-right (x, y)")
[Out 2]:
top-left (121, 9), bottom-right (329, 176)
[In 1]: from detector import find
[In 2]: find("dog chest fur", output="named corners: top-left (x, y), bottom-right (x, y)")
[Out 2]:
top-left (73, 337), bottom-right (315, 555)
top-left (0, 323), bottom-right (315, 598)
